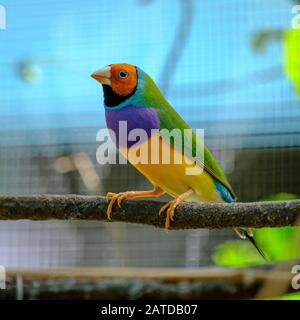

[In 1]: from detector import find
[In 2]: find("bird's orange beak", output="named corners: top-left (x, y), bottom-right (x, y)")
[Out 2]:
top-left (91, 66), bottom-right (111, 85)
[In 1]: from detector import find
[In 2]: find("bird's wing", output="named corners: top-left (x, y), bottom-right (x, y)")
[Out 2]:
top-left (156, 103), bottom-right (237, 200)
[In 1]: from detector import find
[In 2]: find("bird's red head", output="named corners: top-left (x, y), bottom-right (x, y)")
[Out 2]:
top-left (91, 63), bottom-right (137, 97)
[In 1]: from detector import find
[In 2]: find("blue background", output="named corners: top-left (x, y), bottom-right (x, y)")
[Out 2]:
top-left (0, 0), bottom-right (298, 147)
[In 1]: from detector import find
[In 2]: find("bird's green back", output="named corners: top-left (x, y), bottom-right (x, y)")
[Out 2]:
top-left (139, 70), bottom-right (236, 199)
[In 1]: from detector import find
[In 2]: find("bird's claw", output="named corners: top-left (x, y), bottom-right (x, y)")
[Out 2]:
top-left (117, 195), bottom-right (127, 208)
top-left (159, 200), bottom-right (178, 231)
top-left (106, 192), bottom-right (115, 203)
top-left (105, 192), bottom-right (129, 220)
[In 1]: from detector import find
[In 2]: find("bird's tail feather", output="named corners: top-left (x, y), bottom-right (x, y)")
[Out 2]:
top-left (234, 227), bottom-right (268, 261)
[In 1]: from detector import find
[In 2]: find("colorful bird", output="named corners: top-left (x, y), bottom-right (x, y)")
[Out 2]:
top-left (91, 63), bottom-right (265, 258)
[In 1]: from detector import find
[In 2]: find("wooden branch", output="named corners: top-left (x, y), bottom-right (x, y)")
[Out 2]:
top-left (0, 195), bottom-right (299, 229)
top-left (1, 259), bottom-right (299, 300)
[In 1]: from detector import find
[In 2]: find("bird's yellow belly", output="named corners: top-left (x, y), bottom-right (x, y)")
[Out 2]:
top-left (119, 133), bottom-right (222, 202)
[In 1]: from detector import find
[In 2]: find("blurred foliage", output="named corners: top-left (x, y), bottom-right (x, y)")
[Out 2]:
top-left (284, 29), bottom-right (300, 96)
top-left (251, 30), bottom-right (283, 53)
top-left (17, 61), bottom-right (42, 83)
top-left (275, 292), bottom-right (300, 300)
top-left (250, 27), bottom-right (300, 98)
top-left (261, 192), bottom-right (298, 201)
top-left (212, 193), bottom-right (300, 267)
top-left (212, 240), bottom-right (265, 267)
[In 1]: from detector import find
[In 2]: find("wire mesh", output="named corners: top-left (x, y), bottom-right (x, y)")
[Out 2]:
top-left (0, 0), bottom-right (299, 269)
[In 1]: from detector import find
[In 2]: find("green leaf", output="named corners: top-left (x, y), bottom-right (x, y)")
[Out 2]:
top-left (284, 29), bottom-right (300, 96)
top-left (260, 192), bottom-right (298, 201)
top-left (253, 226), bottom-right (300, 261)
top-left (277, 293), bottom-right (300, 300)
top-left (212, 241), bottom-right (265, 267)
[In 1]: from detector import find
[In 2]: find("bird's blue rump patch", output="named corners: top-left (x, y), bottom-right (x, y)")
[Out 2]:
top-left (214, 180), bottom-right (235, 203)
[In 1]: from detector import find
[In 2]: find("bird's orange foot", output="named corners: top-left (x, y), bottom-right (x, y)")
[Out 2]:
top-left (105, 192), bottom-right (129, 220)
top-left (159, 199), bottom-right (181, 231)
top-left (105, 187), bottom-right (164, 220)
top-left (159, 189), bottom-right (194, 231)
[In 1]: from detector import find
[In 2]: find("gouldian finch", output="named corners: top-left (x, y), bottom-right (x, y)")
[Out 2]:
top-left (91, 63), bottom-right (265, 258)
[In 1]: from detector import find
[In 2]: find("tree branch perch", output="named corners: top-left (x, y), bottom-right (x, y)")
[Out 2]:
top-left (0, 195), bottom-right (299, 229)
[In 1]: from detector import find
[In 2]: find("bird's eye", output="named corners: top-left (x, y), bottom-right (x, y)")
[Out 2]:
top-left (119, 70), bottom-right (128, 79)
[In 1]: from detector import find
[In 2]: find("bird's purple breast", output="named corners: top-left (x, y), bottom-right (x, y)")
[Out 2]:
top-left (105, 105), bottom-right (160, 148)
